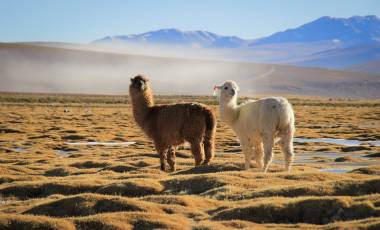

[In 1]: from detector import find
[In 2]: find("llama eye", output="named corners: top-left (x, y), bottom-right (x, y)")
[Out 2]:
top-left (224, 87), bottom-right (228, 90)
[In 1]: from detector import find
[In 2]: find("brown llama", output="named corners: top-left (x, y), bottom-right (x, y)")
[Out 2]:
top-left (129, 75), bottom-right (216, 172)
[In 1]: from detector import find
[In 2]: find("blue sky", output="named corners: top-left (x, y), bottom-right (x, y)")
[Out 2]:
top-left (1, 0), bottom-right (379, 43)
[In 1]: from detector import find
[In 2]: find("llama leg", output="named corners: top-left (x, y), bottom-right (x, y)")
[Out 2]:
top-left (158, 148), bottom-right (167, 172)
top-left (203, 136), bottom-right (214, 165)
top-left (191, 142), bottom-right (204, 166)
top-left (262, 134), bottom-right (274, 173)
top-left (167, 146), bottom-right (176, 172)
top-left (244, 151), bottom-right (250, 170)
top-left (279, 131), bottom-right (294, 172)
top-left (241, 141), bottom-right (252, 170)
top-left (254, 142), bottom-right (264, 171)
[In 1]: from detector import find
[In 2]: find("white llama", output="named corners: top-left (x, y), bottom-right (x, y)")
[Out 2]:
top-left (214, 80), bottom-right (295, 172)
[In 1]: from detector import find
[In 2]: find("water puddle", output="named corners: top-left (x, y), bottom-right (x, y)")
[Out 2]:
top-left (300, 152), bottom-right (369, 163)
top-left (65, 141), bottom-right (136, 146)
top-left (271, 151), bottom-right (380, 174)
top-left (55, 150), bottom-right (72, 157)
top-left (320, 168), bottom-right (350, 173)
top-left (11, 147), bottom-right (25, 153)
top-left (294, 138), bottom-right (380, 147)
top-left (291, 137), bottom-right (380, 173)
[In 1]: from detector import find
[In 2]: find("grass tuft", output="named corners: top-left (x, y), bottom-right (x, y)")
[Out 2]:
top-left (213, 196), bottom-right (380, 224)
top-left (97, 179), bottom-right (164, 197)
top-left (0, 214), bottom-right (76, 230)
top-left (24, 193), bottom-right (161, 217)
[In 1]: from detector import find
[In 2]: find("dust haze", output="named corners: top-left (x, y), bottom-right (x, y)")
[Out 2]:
top-left (0, 43), bottom-right (268, 95)
top-left (0, 42), bottom-right (379, 98)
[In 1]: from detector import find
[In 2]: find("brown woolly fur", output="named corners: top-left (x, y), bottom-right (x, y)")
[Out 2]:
top-left (129, 75), bottom-right (216, 171)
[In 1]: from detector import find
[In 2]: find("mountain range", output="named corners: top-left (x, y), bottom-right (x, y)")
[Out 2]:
top-left (94, 29), bottom-right (250, 48)
top-left (94, 15), bottom-right (380, 48)
top-left (93, 15), bottom-right (380, 72)
top-left (252, 15), bottom-right (380, 46)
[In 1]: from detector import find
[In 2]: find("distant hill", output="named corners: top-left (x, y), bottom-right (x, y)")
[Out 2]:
top-left (1, 43), bottom-right (379, 98)
top-left (93, 28), bottom-right (250, 48)
top-left (283, 43), bottom-right (380, 69)
top-left (94, 16), bottom-right (380, 48)
top-left (92, 16), bottom-right (380, 72)
top-left (251, 15), bottom-right (380, 46)
top-left (345, 60), bottom-right (380, 74)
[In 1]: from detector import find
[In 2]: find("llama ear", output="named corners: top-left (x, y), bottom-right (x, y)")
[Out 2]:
top-left (213, 85), bottom-right (221, 96)
top-left (140, 80), bottom-right (146, 90)
top-left (130, 78), bottom-right (134, 83)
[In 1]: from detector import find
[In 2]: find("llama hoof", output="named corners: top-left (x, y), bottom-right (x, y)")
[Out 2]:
top-left (169, 166), bottom-right (176, 172)
top-left (194, 162), bottom-right (203, 167)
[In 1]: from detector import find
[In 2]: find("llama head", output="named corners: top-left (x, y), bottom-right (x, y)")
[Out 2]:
top-left (214, 80), bottom-right (239, 102)
top-left (130, 75), bottom-right (150, 93)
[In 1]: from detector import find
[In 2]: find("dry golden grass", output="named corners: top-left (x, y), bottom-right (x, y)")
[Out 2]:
top-left (213, 195), bottom-right (380, 224)
top-left (0, 214), bottom-right (76, 230)
top-left (0, 93), bottom-right (379, 229)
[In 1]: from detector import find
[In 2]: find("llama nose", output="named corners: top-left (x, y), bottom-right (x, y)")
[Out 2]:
top-left (230, 89), bottom-right (236, 96)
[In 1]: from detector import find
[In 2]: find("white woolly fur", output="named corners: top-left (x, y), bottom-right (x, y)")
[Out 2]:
top-left (215, 80), bottom-right (295, 172)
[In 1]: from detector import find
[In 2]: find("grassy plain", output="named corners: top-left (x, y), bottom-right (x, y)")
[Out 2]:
top-left (0, 93), bottom-right (379, 229)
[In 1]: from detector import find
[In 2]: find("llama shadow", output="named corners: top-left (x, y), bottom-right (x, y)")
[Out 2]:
top-left (175, 151), bottom-right (192, 158)
top-left (173, 163), bottom-right (242, 175)
top-left (100, 164), bottom-right (138, 173)
top-left (138, 153), bottom-right (160, 158)
top-left (138, 152), bottom-right (191, 159)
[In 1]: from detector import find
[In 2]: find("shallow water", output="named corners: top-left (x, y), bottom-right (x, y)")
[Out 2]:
top-left (11, 147), bottom-right (25, 153)
top-left (55, 150), bottom-right (72, 157)
top-left (295, 152), bottom-right (368, 163)
top-left (294, 138), bottom-right (380, 147)
top-left (272, 151), bottom-right (379, 173)
top-left (272, 152), bottom-right (366, 164)
top-left (65, 141), bottom-right (136, 146)
top-left (320, 168), bottom-right (350, 173)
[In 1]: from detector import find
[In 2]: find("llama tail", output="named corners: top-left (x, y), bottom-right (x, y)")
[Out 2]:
top-left (277, 99), bottom-right (295, 147)
top-left (203, 109), bottom-right (216, 165)
top-left (277, 100), bottom-right (295, 172)
top-left (278, 100), bottom-right (295, 134)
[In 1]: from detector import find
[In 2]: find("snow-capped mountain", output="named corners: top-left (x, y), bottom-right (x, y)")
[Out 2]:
top-left (93, 28), bottom-right (250, 48)
top-left (251, 15), bottom-right (380, 46)
top-left (94, 16), bottom-right (380, 48)
top-left (92, 15), bottom-right (380, 72)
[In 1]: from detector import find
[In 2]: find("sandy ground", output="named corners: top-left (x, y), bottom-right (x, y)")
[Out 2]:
top-left (0, 95), bottom-right (379, 229)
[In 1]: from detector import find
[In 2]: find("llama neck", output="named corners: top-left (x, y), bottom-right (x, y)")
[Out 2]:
top-left (219, 97), bottom-right (239, 125)
top-left (130, 89), bottom-right (154, 127)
